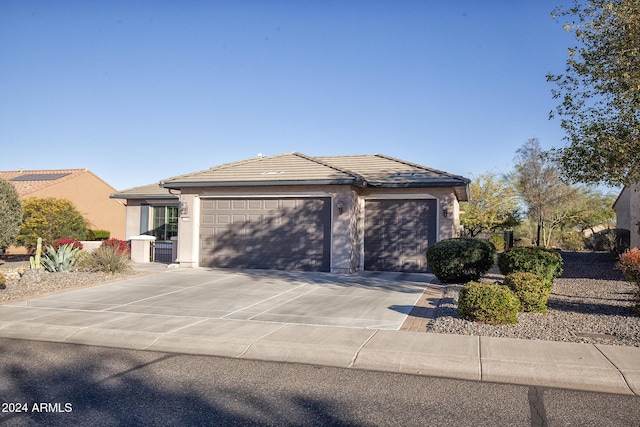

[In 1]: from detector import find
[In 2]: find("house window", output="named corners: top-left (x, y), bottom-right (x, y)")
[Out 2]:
top-left (153, 206), bottom-right (178, 240)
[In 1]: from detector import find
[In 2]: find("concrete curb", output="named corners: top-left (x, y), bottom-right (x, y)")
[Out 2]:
top-left (0, 318), bottom-right (637, 396)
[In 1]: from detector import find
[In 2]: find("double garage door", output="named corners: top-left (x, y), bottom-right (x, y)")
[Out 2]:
top-left (364, 199), bottom-right (437, 273)
top-left (200, 198), bottom-right (331, 271)
top-left (200, 197), bottom-right (437, 273)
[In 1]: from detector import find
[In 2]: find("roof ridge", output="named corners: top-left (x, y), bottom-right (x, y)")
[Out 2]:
top-left (210, 152), bottom-right (294, 172)
top-left (373, 154), bottom-right (470, 182)
top-left (294, 152), bottom-right (367, 184)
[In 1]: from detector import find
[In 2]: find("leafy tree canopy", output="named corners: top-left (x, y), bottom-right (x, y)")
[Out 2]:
top-left (460, 172), bottom-right (521, 237)
top-left (548, 0), bottom-right (640, 186)
top-left (0, 178), bottom-right (22, 250)
top-left (17, 197), bottom-right (88, 249)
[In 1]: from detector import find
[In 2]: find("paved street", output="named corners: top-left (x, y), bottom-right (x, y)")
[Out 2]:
top-left (1, 339), bottom-right (639, 426)
top-left (1, 267), bottom-right (639, 396)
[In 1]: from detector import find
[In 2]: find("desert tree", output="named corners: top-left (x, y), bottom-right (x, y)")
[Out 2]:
top-left (460, 172), bottom-right (521, 237)
top-left (548, 0), bottom-right (640, 186)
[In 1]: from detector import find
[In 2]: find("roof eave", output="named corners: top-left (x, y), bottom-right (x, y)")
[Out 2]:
top-left (367, 180), bottom-right (469, 188)
top-left (160, 179), bottom-right (363, 189)
top-left (110, 193), bottom-right (179, 200)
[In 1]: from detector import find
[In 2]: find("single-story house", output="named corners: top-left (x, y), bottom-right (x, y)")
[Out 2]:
top-left (111, 152), bottom-right (469, 273)
top-left (613, 183), bottom-right (640, 249)
top-left (0, 168), bottom-right (126, 243)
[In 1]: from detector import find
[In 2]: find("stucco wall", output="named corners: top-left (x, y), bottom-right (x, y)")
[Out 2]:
top-left (129, 184), bottom-right (463, 272)
top-left (615, 187), bottom-right (632, 231)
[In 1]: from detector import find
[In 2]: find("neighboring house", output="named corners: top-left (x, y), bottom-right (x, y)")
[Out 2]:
top-left (0, 169), bottom-right (126, 243)
top-left (613, 183), bottom-right (640, 249)
top-left (111, 152), bottom-right (470, 273)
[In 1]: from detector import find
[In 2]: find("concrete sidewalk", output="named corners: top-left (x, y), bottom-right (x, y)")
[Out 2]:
top-left (0, 265), bottom-right (638, 396)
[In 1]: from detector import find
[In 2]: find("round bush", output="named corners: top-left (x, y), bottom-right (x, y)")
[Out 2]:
top-left (503, 272), bottom-right (552, 313)
top-left (426, 238), bottom-right (496, 283)
top-left (497, 247), bottom-right (563, 282)
top-left (458, 282), bottom-right (520, 325)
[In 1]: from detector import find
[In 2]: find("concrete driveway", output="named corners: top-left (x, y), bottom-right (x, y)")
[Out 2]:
top-left (2, 268), bottom-right (434, 330)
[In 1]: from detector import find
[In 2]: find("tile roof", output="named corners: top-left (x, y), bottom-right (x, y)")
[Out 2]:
top-left (112, 152), bottom-right (470, 200)
top-left (160, 152), bottom-right (469, 188)
top-left (160, 153), bottom-right (361, 187)
top-left (0, 169), bottom-right (91, 197)
top-left (110, 182), bottom-right (178, 200)
top-left (315, 154), bottom-right (470, 187)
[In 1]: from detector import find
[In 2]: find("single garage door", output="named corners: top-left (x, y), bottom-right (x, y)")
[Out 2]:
top-left (364, 199), bottom-right (437, 272)
top-left (200, 198), bottom-right (331, 271)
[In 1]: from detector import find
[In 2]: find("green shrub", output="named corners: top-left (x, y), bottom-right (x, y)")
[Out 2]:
top-left (80, 244), bottom-right (130, 274)
top-left (87, 229), bottom-right (111, 241)
top-left (17, 197), bottom-right (89, 249)
top-left (503, 272), bottom-right (553, 313)
top-left (561, 232), bottom-right (585, 252)
top-left (497, 247), bottom-right (563, 282)
top-left (458, 282), bottom-right (520, 325)
top-left (489, 234), bottom-right (505, 252)
top-left (426, 238), bottom-right (496, 283)
top-left (41, 244), bottom-right (83, 272)
top-left (0, 177), bottom-right (22, 251)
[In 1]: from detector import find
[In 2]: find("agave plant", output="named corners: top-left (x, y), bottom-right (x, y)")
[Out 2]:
top-left (41, 243), bottom-right (82, 272)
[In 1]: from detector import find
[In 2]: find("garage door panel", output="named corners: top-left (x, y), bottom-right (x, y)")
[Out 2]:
top-left (364, 199), bottom-right (437, 273)
top-left (200, 198), bottom-right (330, 272)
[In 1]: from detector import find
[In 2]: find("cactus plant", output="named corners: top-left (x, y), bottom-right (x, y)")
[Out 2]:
top-left (29, 237), bottom-right (42, 269)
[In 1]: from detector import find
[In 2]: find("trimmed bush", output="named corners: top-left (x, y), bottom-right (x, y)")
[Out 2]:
top-left (426, 238), bottom-right (496, 283)
top-left (87, 229), bottom-right (111, 241)
top-left (458, 282), bottom-right (520, 325)
top-left (503, 272), bottom-right (553, 313)
top-left (498, 247), bottom-right (563, 282)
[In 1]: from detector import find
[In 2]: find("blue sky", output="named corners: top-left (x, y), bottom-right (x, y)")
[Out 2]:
top-left (1, 1), bottom-right (583, 191)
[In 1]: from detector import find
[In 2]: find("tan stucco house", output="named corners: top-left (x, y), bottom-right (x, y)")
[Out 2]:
top-left (0, 169), bottom-right (126, 241)
top-left (613, 183), bottom-right (640, 249)
top-left (111, 153), bottom-right (470, 273)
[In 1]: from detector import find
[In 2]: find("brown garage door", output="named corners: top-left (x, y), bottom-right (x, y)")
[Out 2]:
top-left (364, 199), bottom-right (437, 272)
top-left (200, 198), bottom-right (331, 271)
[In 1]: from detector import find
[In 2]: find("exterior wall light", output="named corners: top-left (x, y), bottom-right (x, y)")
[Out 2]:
top-left (443, 206), bottom-right (449, 218)
top-left (179, 200), bottom-right (188, 217)
top-left (336, 199), bottom-right (344, 214)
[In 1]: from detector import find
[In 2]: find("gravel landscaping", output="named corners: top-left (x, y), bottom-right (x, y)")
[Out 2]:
top-left (427, 251), bottom-right (640, 347)
top-left (0, 256), bottom-right (142, 303)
